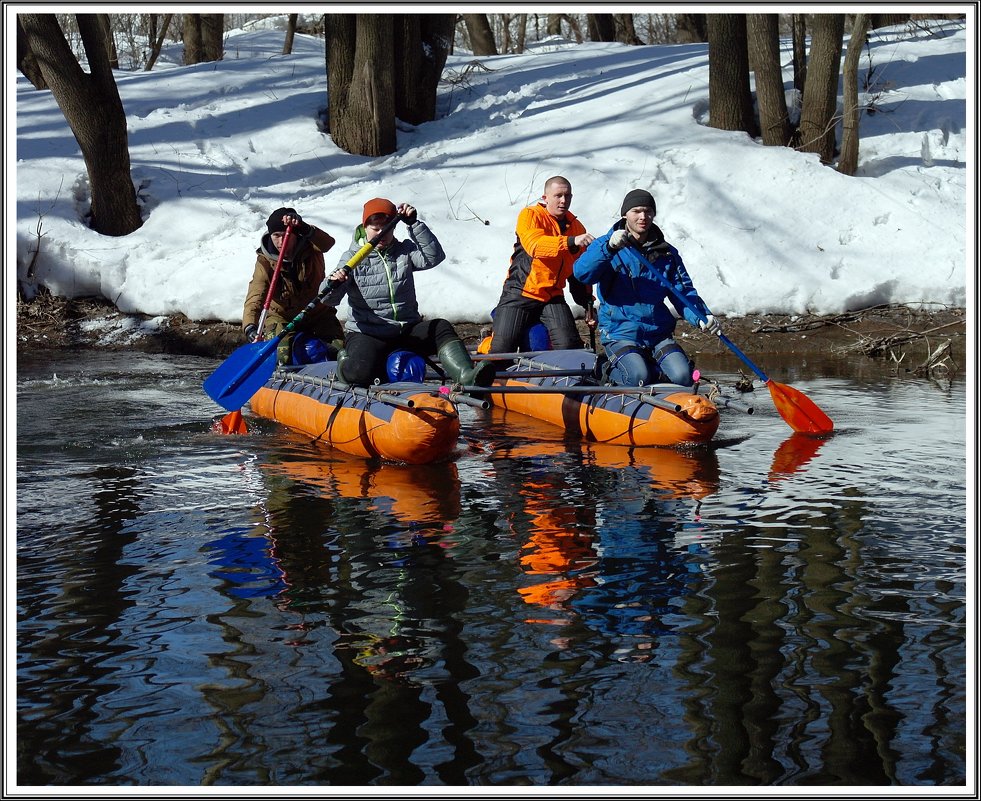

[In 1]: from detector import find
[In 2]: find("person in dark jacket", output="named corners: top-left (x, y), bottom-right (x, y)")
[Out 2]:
top-left (574, 189), bottom-right (722, 387)
top-left (242, 207), bottom-right (341, 364)
top-left (321, 198), bottom-right (495, 388)
top-left (489, 176), bottom-right (596, 354)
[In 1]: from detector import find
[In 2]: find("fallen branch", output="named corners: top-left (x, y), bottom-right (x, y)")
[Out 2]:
top-left (836, 320), bottom-right (962, 357)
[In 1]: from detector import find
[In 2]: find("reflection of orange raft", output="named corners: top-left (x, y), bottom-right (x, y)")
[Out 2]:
top-left (495, 437), bottom-right (721, 502)
top-left (482, 349), bottom-right (720, 447)
top-left (249, 362), bottom-right (460, 464)
top-left (262, 452), bottom-right (462, 524)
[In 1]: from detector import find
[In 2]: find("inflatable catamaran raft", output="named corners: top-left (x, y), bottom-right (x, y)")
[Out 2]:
top-left (453, 348), bottom-right (755, 448)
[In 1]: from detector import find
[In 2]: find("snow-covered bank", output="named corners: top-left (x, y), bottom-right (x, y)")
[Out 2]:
top-left (13, 18), bottom-right (970, 327)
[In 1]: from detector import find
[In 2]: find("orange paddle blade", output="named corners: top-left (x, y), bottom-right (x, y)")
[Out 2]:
top-left (767, 380), bottom-right (834, 435)
top-left (215, 409), bottom-right (249, 435)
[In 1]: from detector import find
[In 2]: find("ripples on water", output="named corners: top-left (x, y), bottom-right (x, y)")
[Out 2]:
top-left (14, 352), bottom-right (968, 787)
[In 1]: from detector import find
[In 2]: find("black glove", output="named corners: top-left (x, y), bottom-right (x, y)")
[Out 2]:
top-left (244, 324), bottom-right (259, 341)
top-left (286, 214), bottom-right (312, 237)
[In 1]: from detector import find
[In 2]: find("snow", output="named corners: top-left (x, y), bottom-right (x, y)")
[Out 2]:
top-left (10, 16), bottom-right (973, 334)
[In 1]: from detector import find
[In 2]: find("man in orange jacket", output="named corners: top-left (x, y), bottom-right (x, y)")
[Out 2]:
top-left (489, 176), bottom-right (596, 354)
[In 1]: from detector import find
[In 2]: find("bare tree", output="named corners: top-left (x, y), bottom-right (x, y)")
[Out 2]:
top-left (18, 14), bottom-right (142, 236)
top-left (326, 15), bottom-right (396, 156)
top-left (514, 13), bottom-right (528, 53)
top-left (791, 14), bottom-right (807, 97)
top-left (747, 13), bottom-right (791, 146)
top-left (393, 14), bottom-right (455, 124)
top-left (675, 13), bottom-right (708, 43)
top-left (707, 14), bottom-right (758, 136)
top-left (838, 14), bottom-right (870, 175)
top-left (463, 13), bottom-right (497, 55)
top-left (614, 14), bottom-right (643, 45)
top-left (798, 14), bottom-right (845, 164)
top-left (587, 14), bottom-right (616, 42)
top-left (200, 14), bottom-right (223, 61)
top-left (182, 13), bottom-right (202, 64)
top-left (97, 14), bottom-right (118, 69)
top-left (283, 14), bottom-right (298, 55)
top-left (16, 16), bottom-right (47, 88)
top-left (870, 13), bottom-right (909, 29)
top-left (183, 13), bottom-right (223, 64)
top-left (144, 13), bottom-right (172, 71)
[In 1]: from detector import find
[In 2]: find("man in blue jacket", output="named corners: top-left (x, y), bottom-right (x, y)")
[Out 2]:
top-left (573, 189), bottom-right (721, 387)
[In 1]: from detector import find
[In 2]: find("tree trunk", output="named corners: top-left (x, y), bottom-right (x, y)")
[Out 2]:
top-left (614, 13), bottom-right (643, 45)
top-left (870, 14), bottom-right (909, 29)
top-left (837, 14), bottom-right (870, 175)
top-left (514, 13), bottom-right (527, 53)
top-left (19, 13), bottom-right (142, 236)
top-left (327, 15), bottom-right (396, 157)
top-left (463, 13), bottom-right (497, 55)
top-left (546, 14), bottom-right (562, 36)
top-left (200, 14), bottom-right (223, 61)
top-left (587, 14), bottom-right (616, 42)
top-left (707, 14), bottom-right (758, 136)
top-left (393, 14), bottom-right (455, 124)
top-left (747, 13), bottom-right (791, 146)
top-left (791, 14), bottom-right (807, 97)
top-left (16, 15), bottom-right (47, 88)
top-left (798, 14), bottom-right (845, 164)
top-left (182, 14), bottom-right (202, 64)
top-left (97, 14), bottom-right (118, 69)
top-left (144, 13), bottom-right (172, 72)
top-left (283, 13), bottom-right (298, 55)
top-left (675, 13), bottom-right (708, 43)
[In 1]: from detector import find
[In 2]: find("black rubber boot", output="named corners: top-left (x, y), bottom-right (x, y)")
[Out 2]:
top-left (438, 339), bottom-right (496, 387)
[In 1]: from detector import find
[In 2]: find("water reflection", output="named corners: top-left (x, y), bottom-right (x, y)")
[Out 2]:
top-left (487, 439), bottom-right (721, 662)
top-left (15, 353), bottom-right (968, 787)
top-left (17, 465), bottom-right (143, 784)
top-left (195, 447), bottom-right (482, 784)
top-left (768, 433), bottom-right (829, 482)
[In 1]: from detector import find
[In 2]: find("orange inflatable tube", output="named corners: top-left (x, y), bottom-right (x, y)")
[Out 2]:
top-left (249, 363), bottom-right (460, 464)
top-left (483, 350), bottom-right (719, 447)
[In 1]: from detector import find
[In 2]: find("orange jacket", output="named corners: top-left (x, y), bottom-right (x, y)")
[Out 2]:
top-left (500, 203), bottom-right (593, 306)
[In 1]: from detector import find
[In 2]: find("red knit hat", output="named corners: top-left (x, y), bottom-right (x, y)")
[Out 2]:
top-left (362, 198), bottom-right (397, 226)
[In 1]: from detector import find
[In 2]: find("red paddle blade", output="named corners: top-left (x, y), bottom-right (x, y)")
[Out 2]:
top-left (768, 380), bottom-right (834, 435)
top-left (214, 410), bottom-right (248, 435)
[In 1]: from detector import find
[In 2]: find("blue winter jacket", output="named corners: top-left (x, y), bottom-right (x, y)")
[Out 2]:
top-left (573, 221), bottom-right (711, 348)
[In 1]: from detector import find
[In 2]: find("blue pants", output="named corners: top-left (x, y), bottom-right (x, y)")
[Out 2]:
top-left (604, 338), bottom-right (694, 386)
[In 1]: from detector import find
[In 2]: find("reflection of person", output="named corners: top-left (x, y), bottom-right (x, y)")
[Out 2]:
top-left (322, 199), bottom-right (494, 388)
top-left (489, 176), bottom-right (596, 354)
top-left (242, 207), bottom-right (342, 364)
top-left (574, 189), bottom-right (722, 387)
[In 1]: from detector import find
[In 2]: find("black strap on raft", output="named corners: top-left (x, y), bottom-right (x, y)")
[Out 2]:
top-left (599, 343), bottom-right (649, 384)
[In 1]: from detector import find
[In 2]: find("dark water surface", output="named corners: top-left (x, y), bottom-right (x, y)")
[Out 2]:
top-left (14, 350), bottom-right (968, 788)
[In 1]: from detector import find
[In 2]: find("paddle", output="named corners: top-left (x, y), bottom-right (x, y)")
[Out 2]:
top-left (204, 213), bottom-right (404, 413)
top-left (624, 242), bottom-right (834, 434)
top-left (216, 223), bottom-right (296, 434)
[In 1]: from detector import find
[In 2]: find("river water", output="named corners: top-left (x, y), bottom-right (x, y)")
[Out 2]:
top-left (13, 349), bottom-right (969, 788)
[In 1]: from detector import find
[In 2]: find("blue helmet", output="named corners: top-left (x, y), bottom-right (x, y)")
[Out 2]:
top-left (291, 333), bottom-right (332, 365)
top-left (385, 349), bottom-right (426, 382)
